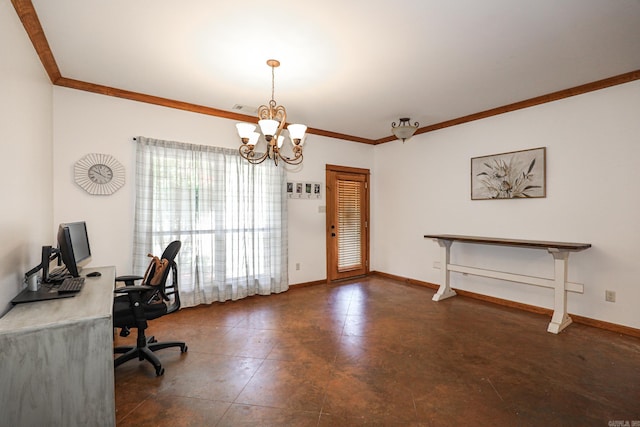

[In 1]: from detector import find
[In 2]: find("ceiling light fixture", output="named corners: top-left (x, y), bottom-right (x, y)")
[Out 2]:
top-left (391, 117), bottom-right (419, 142)
top-left (236, 59), bottom-right (307, 166)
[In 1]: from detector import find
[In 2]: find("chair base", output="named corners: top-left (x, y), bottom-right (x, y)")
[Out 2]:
top-left (114, 336), bottom-right (188, 376)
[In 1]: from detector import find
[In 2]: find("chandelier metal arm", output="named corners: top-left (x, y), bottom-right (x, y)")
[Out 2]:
top-left (239, 144), bottom-right (270, 164)
top-left (276, 150), bottom-right (303, 165)
top-left (239, 144), bottom-right (302, 165)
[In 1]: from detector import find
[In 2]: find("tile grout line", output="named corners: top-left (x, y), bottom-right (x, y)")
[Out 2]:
top-left (316, 289), bottom-right (355, 424)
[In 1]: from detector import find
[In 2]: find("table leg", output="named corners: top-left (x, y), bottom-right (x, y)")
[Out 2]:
top-left (433, 239), bottom-right (457, 301)
top-left (547, 249), bottom-right (572, 334)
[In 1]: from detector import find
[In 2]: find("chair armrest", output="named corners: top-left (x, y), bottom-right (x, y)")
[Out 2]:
top-left (114, 285), bottom-right (154, 294)
top-left (116, 274), bottom-right (143, 283)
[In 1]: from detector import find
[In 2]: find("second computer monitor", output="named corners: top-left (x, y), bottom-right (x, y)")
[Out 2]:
top-left (57, 221), bottom-right (92, 277)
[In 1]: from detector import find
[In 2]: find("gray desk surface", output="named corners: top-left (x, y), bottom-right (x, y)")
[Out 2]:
top-left (0, 267), bottom-right (114, 330)
top-left (0, 266), bottom-right (116, 427)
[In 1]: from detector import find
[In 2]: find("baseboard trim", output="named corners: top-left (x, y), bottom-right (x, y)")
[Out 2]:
top-left (289, 279), bottom-right (327, 290)
top-left (371, 271), bottom-right (640, 338)
top-left (372, 271), bottom-right (439, 290)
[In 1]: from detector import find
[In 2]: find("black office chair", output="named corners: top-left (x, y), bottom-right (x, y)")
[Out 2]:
top-left (113, 240), bottom-right (187, 376)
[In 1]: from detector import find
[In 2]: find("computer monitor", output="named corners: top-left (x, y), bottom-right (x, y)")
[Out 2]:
top-left (57, 221), bottom-right (92, 278)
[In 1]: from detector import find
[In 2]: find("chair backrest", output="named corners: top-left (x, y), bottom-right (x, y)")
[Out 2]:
top-left (164, 260), bottom-right (181, 314)
top-left (161, 240), bottom-right (181, 264)
top-left (143, 240), bottom-right (182, 312)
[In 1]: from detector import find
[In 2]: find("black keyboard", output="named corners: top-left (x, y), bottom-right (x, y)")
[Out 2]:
top-left (48, 266), bottom-right (69, 282)
top-left (57, 277), bottom-right (85, 293)
top-left (49, 266), bottom-right (66, 276)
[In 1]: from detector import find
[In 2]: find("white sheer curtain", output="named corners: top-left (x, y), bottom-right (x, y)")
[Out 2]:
top-left (133, 136), bottom-right (289, 307)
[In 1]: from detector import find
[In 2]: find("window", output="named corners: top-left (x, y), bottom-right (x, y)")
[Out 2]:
top-left (133, 137), bottom-right (288, 307)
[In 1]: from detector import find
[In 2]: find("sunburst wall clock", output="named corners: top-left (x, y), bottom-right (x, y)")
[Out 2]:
top-left (74, 153), bottom-right (125, 195)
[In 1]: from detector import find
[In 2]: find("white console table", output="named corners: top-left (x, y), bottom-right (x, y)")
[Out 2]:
top-left (0, 266), bottom-right (116, 427)
top-left (424, 235), bottom-right (591, 334)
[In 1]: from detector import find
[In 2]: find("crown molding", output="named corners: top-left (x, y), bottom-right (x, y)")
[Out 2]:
top-left (374, 69), bottom-right (640, 145)
top-left (12, 0), bottom-right (640, 146)
top-left (54, 77), bottom-right (377, 144)
top-left (11, 0), bottom-right (61, 83)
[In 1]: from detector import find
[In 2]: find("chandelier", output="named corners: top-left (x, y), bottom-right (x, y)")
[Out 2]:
top-left (236, 59), bottom-right (307, 166)
top-left (391, 117), bottom-right (419, 142)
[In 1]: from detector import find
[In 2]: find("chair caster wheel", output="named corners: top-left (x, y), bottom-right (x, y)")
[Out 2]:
top-left (182, 345), bottom-right (188, 353)
top-left (156, 367), bottom-right (165, 376)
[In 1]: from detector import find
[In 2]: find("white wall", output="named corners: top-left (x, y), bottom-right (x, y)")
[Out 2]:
top-left (372, 80), bottom-right (640, 329)
top-left (0, 0), bottom-right (53, 313)
top-left (52, 87), bottom-right (374, 283)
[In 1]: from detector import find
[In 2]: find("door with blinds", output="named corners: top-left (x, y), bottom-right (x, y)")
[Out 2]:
top-left (326, 165), bottom-right (370, 282)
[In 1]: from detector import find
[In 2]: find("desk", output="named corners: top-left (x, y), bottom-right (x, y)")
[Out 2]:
top-left (0, 266), bottom-right (115, 427)
top-left (424, 235), bottom-right (591, 334)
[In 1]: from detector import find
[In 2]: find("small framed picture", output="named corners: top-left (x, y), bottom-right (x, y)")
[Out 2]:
top-left (286, 181), bottom-right (322, 200)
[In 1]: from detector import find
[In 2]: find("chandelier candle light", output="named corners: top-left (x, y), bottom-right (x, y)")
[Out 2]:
top-left (236, 59), bottom-right (307, 166)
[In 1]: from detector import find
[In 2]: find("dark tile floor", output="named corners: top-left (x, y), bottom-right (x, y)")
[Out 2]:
top-left (114, 275), bottom-right (640, 426)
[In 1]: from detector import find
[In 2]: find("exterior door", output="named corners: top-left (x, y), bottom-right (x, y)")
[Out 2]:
top-left (326, 164), bottom-right (370, 282)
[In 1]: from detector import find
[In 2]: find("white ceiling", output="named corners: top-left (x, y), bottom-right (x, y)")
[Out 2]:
top-left (31, 0), bottom-right (640, 141)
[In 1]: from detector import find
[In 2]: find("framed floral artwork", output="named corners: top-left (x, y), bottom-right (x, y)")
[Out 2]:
top-left (471, 147), bottom-right (546, 200)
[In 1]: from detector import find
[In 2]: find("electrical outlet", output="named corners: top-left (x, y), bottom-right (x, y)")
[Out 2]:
top-left (296, 263), bottom-right (300, 271)
top-left (605, 290), bottom-right (616, 302)
top-left (433, 261), bottom-right (441, 269)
